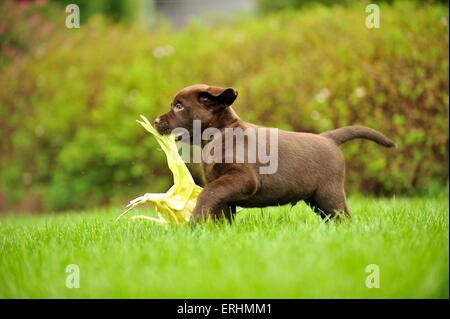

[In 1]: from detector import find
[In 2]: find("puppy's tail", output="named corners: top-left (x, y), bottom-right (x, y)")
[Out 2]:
top-left (321, 126), bottom-right (396, 148)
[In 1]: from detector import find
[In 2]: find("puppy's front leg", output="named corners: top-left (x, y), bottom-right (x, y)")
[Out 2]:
top-left (191, 171), bottom-right (257, 223)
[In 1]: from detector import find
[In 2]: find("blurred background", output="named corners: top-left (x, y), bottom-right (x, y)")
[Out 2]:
top-left (0, 0), bottom-right (448, 213)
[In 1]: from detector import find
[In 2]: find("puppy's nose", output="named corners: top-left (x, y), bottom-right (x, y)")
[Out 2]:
top-left (154, 118), bottom-right (160, 126)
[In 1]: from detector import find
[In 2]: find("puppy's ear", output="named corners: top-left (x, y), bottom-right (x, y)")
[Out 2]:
top-left (198, 87), bottom-right (238, 109)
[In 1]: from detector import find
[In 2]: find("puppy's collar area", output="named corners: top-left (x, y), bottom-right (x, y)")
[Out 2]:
top-left (212, 108), bottom-right (241, 130)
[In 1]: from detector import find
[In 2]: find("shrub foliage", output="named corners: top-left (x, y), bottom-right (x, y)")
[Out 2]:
top-left (0, 2), bottom-right (448, 211)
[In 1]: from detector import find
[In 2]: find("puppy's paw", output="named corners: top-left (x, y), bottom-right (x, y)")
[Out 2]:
top-left (190, 213), bottom-right (208, 224)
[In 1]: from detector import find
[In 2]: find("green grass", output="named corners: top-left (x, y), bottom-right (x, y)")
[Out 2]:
top-left (0, 196), bottom-right (448, 298)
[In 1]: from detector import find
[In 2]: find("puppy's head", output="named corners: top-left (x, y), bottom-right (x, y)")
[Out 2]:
top-left (154, 84), bottom-right (238, 138)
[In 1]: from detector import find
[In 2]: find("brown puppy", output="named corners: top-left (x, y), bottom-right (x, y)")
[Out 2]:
top-left (154, 84), bottom-right (395, 222)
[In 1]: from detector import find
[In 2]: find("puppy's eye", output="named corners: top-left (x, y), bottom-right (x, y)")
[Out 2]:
top-left (173, 102), bottom-right (184, 111)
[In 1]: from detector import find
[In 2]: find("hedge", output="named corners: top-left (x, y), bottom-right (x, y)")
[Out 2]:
top-left (0, 2), bottom-right (448, 211)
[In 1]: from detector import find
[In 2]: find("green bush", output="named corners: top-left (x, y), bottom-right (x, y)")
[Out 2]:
top-left (0, 1), bottom-right (60, 65)
top-left (0, 2), bottom-right (448, 212)
top-left (257, 0), bottom-right (448, 14)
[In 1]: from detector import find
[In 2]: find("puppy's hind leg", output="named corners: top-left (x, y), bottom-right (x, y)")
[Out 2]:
top-left (304, 197), bottom-right (327, 219)
top-left (311, 186), bottom-right (351, 221)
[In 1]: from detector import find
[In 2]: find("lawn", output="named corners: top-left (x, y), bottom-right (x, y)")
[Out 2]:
top-left (0, 195), bottom-right (448, 298)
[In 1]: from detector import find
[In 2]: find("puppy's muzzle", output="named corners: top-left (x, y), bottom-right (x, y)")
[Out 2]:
top-left (154, 117), bottom-right (170, 135)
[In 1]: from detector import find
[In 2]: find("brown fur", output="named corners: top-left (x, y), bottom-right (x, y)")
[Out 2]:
top-left (154, 84), bottom-right (396, 223)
